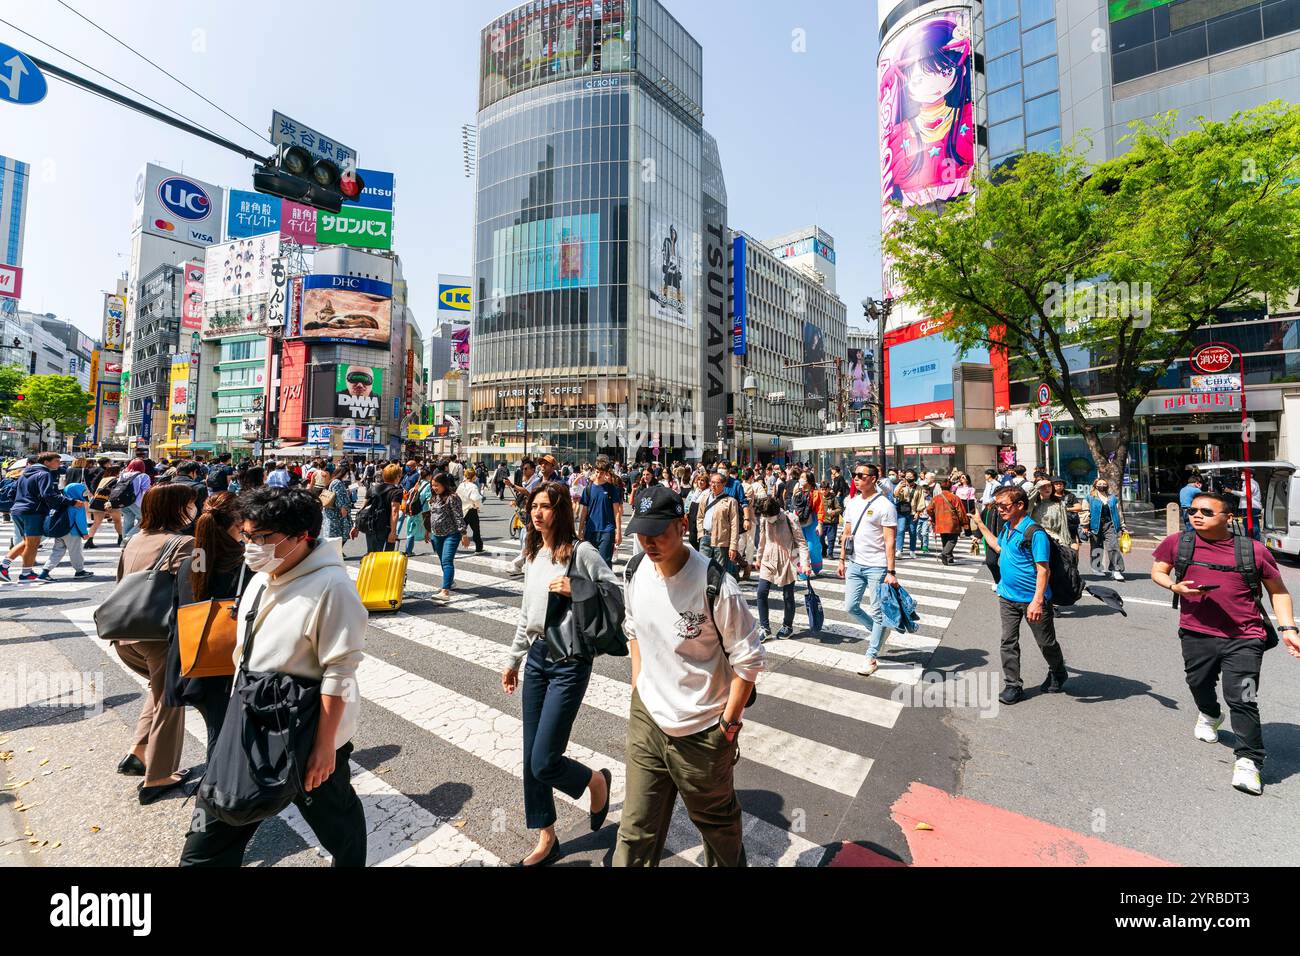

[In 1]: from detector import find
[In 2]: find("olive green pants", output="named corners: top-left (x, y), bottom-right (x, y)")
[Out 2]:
top-left (613, 688), bottom-right (747, 867)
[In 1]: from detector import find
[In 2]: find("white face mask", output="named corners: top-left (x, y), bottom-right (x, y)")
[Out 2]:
top-left (244, 536), bottom-right (304, 574)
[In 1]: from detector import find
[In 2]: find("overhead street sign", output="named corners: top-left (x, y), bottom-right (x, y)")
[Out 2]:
top-left (271, 111), bottom-right (356, 171)
top-left (0, 44), bottom-right (47, 106)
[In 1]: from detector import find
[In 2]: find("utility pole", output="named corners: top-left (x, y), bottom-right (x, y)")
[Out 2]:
top-left (862, 296), bottom-right (894, 471)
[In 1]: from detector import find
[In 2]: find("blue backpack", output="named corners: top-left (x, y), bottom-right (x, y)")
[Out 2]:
top-left (43, 498), bottom-right (74, 538)
top-left (0, 477), bottom-right (16, 513)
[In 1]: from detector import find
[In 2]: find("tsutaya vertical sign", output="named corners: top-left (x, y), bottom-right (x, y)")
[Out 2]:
top-left (700, 131), bottom-right (729, 460)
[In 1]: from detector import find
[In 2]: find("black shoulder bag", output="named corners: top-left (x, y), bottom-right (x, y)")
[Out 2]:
top-left (196, 585), bottom-right (324, 826)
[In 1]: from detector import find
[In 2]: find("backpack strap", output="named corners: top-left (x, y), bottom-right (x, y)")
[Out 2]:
top-left (1171, 529), bottom-right (1198, 608)
top-left (1233, 533), bottom-right (1260, 596)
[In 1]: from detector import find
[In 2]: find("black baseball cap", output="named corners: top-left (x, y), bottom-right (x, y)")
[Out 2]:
top-left (626, 484), bottom-right (686, 537)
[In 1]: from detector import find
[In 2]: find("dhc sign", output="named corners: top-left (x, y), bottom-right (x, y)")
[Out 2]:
top-left (158, 177), bottom-right (212, 222)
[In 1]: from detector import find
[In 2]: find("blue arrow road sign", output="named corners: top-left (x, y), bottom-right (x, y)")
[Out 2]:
top-left (0, 45), bottom-right (47, 106)
top-left (1037, 419), bottom-right (1054, 443)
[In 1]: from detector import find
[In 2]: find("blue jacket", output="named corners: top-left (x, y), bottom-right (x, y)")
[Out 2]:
top-left (724, 476), bottom-right (747, 508)
top-left (876, 579), bottom-right (921, 634)
top-left (62, 482), bottom-right (89, 537)
top-left (12, 464), bottom-right (60, 515)
top-left (1088, 495), bottom-right (1122, 533)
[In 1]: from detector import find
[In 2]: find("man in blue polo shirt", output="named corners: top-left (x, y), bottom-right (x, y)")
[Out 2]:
top-left (972, 484), bottom-right (1068, 705)
top-left (577, 454), bottom-right (624, 566)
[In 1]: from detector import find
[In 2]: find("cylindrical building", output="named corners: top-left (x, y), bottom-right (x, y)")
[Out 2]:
top-left (469, 0), bottom-right (724, 463)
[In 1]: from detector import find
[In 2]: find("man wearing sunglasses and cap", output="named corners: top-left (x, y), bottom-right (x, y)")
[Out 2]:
top-left (614, 484), bottom-right (763, 867)
top-left (1152, 490), bottom-right (1300, 796)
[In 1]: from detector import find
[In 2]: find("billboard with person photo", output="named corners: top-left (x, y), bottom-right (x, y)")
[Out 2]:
top-left (335, 365), bottom-right (384, 420)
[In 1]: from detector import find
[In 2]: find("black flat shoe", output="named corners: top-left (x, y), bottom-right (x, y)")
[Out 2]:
top-left (137, 768), bottom-right (190, 805)
top-left (590, 767), bottom-right (612, 831)
top-left (512, 840), bottom-right (562, 867)
top-left (117, 754), bottom-right (145, 776)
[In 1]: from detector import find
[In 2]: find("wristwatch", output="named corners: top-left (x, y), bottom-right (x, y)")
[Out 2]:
top-left (1280, 625), bottom-right (1298, 633)
top-left (720, 716), bottom-right (742, 740)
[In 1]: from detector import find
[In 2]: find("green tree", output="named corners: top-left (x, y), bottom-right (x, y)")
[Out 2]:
top-left (11, 374), bottom-right (93, 443)
top-left (883, 101), bottom-right (1300, 489)
top-left (0, 364), bottom-right (25, 417)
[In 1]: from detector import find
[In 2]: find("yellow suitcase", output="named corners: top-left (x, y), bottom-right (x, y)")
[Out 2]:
top-left (356, 549), bottom-right (407, 612)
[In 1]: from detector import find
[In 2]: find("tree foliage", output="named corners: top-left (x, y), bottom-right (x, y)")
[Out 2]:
top-left (11, 374), bottom-right (94, 438)
top-left (883, 101), bottom-right (1300, 487)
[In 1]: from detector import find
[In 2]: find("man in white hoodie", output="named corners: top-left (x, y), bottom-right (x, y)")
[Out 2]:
top-left (180, 487), bottom-right (368, 867)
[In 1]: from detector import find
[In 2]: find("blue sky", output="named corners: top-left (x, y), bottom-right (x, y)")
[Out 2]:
top-left (2, 0), bottom-right (882, 341)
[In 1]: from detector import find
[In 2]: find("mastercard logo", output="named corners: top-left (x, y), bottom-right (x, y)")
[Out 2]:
top-left (154, 219), bottom-right (175, 232)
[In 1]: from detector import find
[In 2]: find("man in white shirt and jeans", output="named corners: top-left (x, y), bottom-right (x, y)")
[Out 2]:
top-left (614, 485), bottom-right (764, 867)
top-left (838, 464), bottom-right (899, 678)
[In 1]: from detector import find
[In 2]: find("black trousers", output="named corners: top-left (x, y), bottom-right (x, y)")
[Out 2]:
top-left (465, 509), bottom-right (484, 551)
top-left (940, 532), bottom-right (960, 562)
top-left (998, 597), bottom-right (1066, 690)
top-left (179, 742), bottom-right (366, 867)
top-left (755, 579), bottom-right (796, 631)
top-left (1179, 629), bottom-right (1266, 764)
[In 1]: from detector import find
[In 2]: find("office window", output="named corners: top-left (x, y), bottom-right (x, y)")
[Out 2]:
top-left (986, 19), bottom-right (1021, 59)
top-left (1022, 22), bottom-right (1057, 64)
top-left (1025, 92), bottom-right (1060, 134)
top-left (1026, 126), bottom-right (1062, 153)
top-left (986, 0), bottom-right (1018, 27)
top-left (987, 52), bottom-right (1022, 93)
top-left (1020, 0), bottom-right (1054, 28)
top-left (988, 117), bottom-right (1026, 158)
top-left (1023, 56), bottom-right (1057, 99)
top-left (988, 84), bottom-right (1024, 124)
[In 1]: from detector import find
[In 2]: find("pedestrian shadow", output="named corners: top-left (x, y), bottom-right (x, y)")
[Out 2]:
top-left (1260, 723), bottom-right (1300, 785)
top-left (3, 594), bottom-right (104, 611)
top-left (0, 693), bottom-right (137, 733)
top-left (1056, 667), bottom-right (1180, 708)
top-left (923, 646), bottom-right (992, 674)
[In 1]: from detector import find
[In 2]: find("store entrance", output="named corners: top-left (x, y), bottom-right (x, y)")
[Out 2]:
top-left (1148, 434), bottom-right (1221, 505)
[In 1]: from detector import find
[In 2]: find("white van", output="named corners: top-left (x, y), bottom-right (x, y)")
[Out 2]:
top-left (1193, 461), bottom-right (1300, 559)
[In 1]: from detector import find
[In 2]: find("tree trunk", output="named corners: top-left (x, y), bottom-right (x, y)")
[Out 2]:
top-left (1083, 414), bottom-right (1133, 494)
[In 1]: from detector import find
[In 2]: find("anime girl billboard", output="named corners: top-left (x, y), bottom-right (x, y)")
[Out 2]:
top-left (878, 9), bottom-right (975, 296)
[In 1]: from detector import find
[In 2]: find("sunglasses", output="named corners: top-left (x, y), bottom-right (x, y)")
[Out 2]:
top-left (1187, 507), bottom-right (1224, 517)
top-left (854, 473), bottom-right (873, 480)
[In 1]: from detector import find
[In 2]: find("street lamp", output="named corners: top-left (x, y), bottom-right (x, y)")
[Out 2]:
top-left (716, 417), bottom-right (726, 464)
top-left (861, 296), bottom-right (894, 471)
top-left (743, 373), bottom-right (757, 469)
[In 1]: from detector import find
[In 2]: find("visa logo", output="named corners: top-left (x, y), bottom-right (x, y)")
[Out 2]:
top-left (439, 286), bottom-right (471, 310)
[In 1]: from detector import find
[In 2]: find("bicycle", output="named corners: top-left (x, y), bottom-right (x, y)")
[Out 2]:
top-left (509, 504), bottom-right (526, 540)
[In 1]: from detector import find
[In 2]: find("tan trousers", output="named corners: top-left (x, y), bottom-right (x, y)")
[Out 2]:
top-left (115, 640), bottom-right (185, 783)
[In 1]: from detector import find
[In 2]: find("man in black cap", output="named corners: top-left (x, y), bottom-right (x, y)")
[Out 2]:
top-left (613, 484), bottom-right (764, 867)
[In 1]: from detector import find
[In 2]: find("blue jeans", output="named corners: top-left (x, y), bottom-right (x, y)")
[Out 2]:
top-left (120, 503), bottom-right (142, 540)
top-left (755, 579), bottom-right (796, 631)
top-left (590, 529), bottom-right (615, 566)
top-left (521, 638), bottom-right (594, 829)
top-left (915, 516), bottom-right (931, 551)
top-left (822, 522), bottom-right (838, 559)
top-left (895, 514), bottom-right (915, 554)
top-left (844, 562), bottom-right (888, 660)
top-left (432, 533), bottom-right (460, 589)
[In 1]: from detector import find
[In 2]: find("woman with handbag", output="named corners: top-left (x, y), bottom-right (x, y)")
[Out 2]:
top-left (401, 467), bottom-right (434, 557)
top-left (321, 463), bottom-right (354, 540)
top-left (500, 482), bottom-right (615, 867)
top-left (753, 495), bottom-right (811, 641)
top-left (425, 472), bottom-right (466, 601)
top-left (166, 492), bottom-right (244, 756)
top-left (820, 480), bottom-right (842, 560)
top-left (112, 483), bottom-right (197, 804)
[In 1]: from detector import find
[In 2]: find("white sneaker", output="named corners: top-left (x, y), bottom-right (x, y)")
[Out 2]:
top-left (1232, 757), bottom-right (1262, 796)
top-left (1194, 713), bottom-right (1223, 742)
top-left (1111, 571), bottom-right (1124, 582)
top-left (856, 658), bottom-right (878, 677)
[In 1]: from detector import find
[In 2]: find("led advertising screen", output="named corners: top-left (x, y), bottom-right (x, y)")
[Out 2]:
top-left (803, 321), bottom-right (828, 406)
top-left (1109, 0), bottom-right (1176, 21)
top-left (335, 365), bottom-right (385, 421)
top-left (300, 275), bottom-right (393, 346)
top-left (884, 318), bottom-right (1008, 423)
top-left (878, 8), bottom-right (975, 297)
top-left (451, 324), bottom-right (470, 372)
top-left (492, 213), bottom-right (599, 295)
top-left (649, 215), bottom-right (689, 326)
top-left (181, 262), bottom-right (204, 331)
top-left (480, 0), bottom-right (631, 110)
top-left (848, 347), bottom-right (873, 410)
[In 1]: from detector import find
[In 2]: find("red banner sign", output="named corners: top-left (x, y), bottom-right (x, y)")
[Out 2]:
top-left (1190, 342), bottom-right (1234, 374)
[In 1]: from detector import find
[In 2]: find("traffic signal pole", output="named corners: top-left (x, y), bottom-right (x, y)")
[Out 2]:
top-left (28, 56), bottom-right (270, 163)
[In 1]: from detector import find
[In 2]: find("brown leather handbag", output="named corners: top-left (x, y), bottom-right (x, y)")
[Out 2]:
top-left (176, 567), bottom-right (247, 678)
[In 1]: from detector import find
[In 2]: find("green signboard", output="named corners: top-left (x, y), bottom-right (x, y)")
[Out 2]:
top-left (316, 205), bottom-right (393, 250)
top-left (1108, 0), bottom-right (1176, 22)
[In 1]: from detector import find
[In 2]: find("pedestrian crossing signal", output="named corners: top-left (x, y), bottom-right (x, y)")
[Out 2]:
top-left (859, 411), bottom-right (872, 429)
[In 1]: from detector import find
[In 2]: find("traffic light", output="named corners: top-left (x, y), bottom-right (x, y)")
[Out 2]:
top-left (253, 144), bottom-right (365, 214)
top-left (0, 393), bottom-right (22, 402)
top-left (859, 409), bottom-right (873, 430)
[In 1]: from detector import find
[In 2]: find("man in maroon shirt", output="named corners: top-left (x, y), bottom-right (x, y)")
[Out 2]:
top-left (1152, 491), bottom-right (1300, 796)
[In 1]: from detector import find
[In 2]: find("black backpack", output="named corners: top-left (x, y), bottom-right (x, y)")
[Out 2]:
top-left (625, 552), bottom-right (756, 708)
top-left (109, 475), bottom-right (138, 509)
top-left (1017, 521), bottom-right (1083, 607)
top-left (794, 492), bottom-right (811, 524)
top-left (354, 483), bottom-right (381, 534)
top-left (1171, 530), bottom-right (1278, 648)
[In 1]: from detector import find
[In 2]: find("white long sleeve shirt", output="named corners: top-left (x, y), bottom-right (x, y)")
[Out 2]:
top-left (625, 548), bottom-right (764, 736)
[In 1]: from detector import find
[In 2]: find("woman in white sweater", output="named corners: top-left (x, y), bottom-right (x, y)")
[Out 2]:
top-left (456, 467), bottom-right (485, 553)
top-left (500, 482), bottom-right (616, 867)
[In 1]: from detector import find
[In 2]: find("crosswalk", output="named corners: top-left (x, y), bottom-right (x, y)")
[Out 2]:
top-left (5, 509), bottom-right (981, 866)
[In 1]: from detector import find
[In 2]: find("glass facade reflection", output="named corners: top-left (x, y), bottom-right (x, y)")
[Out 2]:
top-left (472, 0), bottom-right (712, 460)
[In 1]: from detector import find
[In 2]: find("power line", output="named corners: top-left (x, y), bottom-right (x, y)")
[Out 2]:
top-left (0, 15), bottom-right (230, 144)
top-left (55, 0), bottom-right (272, 147)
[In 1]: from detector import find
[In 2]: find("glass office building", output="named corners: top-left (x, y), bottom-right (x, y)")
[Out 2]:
top-left (470, 0), bottom-right (718, 461)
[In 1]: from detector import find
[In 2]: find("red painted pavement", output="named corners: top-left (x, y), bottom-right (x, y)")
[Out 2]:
top-left (829, 783), bottom-right (1174, 867)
